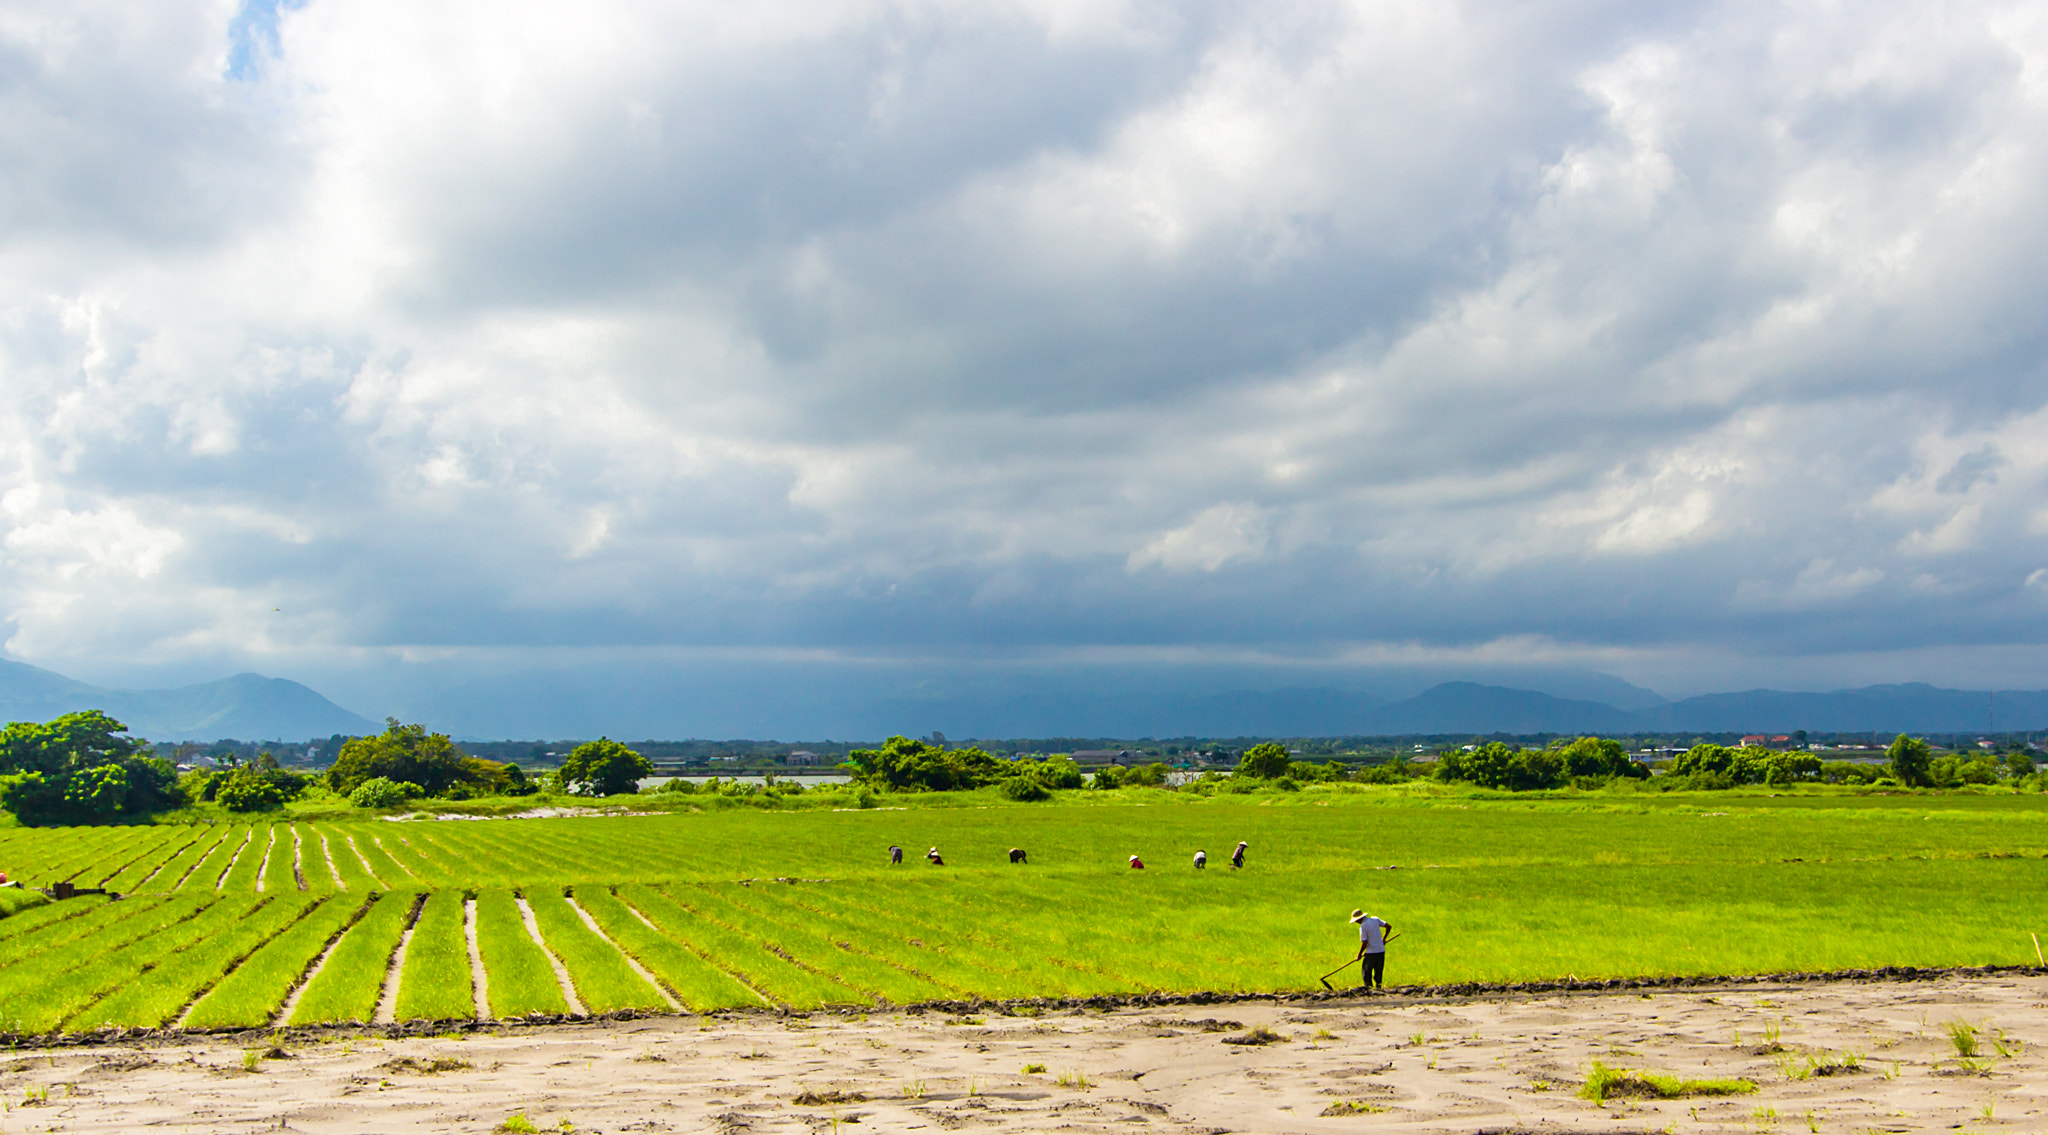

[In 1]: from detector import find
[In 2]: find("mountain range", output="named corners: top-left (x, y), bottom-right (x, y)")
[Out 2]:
top-left (0, 660), bottom-right (375, 742)
top-left (0, 658), bottom-right (2037, 742)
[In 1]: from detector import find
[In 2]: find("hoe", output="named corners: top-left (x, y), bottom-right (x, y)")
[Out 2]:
top-left (1317, 931), bottom-right (1400, 990)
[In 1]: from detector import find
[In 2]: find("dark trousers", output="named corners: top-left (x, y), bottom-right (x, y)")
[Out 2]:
top-left (1360, 952), bottom-right (1385, 989)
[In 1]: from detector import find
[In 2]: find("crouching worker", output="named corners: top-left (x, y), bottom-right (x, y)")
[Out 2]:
top-left (1350, 908), bottom-right (1393, 991)
top-left (1009, 848), bottom-right (1027, 864)
top-left (1128, 854), bottom-right (1145, 869)
top-left (927, 847), bottom-right (945, 866)
top-left (1193, 850), bottom-right (1207, 869)
top-left (1231, 841), bottom-right (1248, 869)
top-left (889, 845), bottom-right (903, 865)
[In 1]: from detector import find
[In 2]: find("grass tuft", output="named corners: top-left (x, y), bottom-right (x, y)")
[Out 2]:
top-left (1578, 1061), bottom-right (1756, 1103)
top-left (1320, 1100), bottom-right (1388, 1115)
top-left (1222, 1025), bottom-right (1288, 1046)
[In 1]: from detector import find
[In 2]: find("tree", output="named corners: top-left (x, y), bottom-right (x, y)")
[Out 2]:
top-left (326, 719), bottom-right (471, 797)
top-left (841, 736), bottom-right (1006, 792)
top-left (0, 711), bottom-right (181, 825)
top-left (1556, 737), bottom-right (1647, 781)
top-left (1236, 743), bottom-right (1292, 779)
top-left (559, 738), bottom-right (653, 796)
top-left (1887, 734), bottom-right (1933, 787)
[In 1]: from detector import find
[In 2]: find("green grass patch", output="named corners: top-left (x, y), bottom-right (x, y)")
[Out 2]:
top-left (393, 890), bottom-right (477, 1022)
top-left (1579, 1061), bottom-right (1756, 1102)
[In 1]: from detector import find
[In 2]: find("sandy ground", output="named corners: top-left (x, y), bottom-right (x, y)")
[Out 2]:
top-left (2, 972), bottom-right (2043, 1134)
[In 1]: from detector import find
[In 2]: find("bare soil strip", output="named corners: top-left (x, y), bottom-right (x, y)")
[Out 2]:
top-left (211, 829), bottom-right (252, 889)
top-left (270, 896), bottom-right (373, 1027)
top-left (315, 830), bottom-right (345, 890)
top-left (342, 834), bottom-right (382, 889)
top-left (254, 826), bottom-right (276, 893)
top-left (565, 892), bottom-right (682, 1010)
top-left (291, 827), bottom-right (307, 891)
top-left (372, 895), bottom-right (429, 1024)
top-left (516, 893), bottom-right (588, 1016)
top-left (9, 971), bottom-right (2044, 1134)
top-left (464, 896), bottom-right (489, 1018)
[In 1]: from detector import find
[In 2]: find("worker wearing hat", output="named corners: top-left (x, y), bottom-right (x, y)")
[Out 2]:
top-left (1351, 908), bottom-right (1393, 991)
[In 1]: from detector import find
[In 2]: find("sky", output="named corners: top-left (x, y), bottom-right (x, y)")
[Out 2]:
top-left (2, 0), bottom-right (2047, 734)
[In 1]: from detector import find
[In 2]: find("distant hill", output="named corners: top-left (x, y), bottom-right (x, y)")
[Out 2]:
top-left (1366, 682), bottom-right (1641, 735)
top-left (0, 660), bottom-right (376, 742)
top-left (1642, 683), bottom-right (2048, 734)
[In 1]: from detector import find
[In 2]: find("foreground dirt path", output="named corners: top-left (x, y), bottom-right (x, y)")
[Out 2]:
top-left (1, 972), bottom-right (2042, 1133)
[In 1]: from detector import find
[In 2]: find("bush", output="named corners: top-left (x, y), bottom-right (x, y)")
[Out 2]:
top-left (215, 769), bottom-right (286, 812)
top-left (843, 736), bottom-right (1007, 792)
top-left (1000, 776), bottom-right (1052, 801)
top-left (348, 777), bottom-right (423, 808)
top-left (1237, 743), bottom-right (1292, 779)
top-left (559, 738), bottom-right (654, 796)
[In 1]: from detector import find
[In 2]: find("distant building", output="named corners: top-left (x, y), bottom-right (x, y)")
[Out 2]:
top-left (787, 750), bottom-right (822, 765)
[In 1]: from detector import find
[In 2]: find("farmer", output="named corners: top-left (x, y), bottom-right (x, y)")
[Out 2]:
top-left (1129, 854), bottom-right (1145, 869)
top-left (1230, 841), bottom-right (1248, 869)
top-left (927, 847), bottom-right (945, 866)
top-left (1009, 848), bottom-right (1027, 864)
top-left (1193, 850), bottom-right (1207, 869)
top-left (889, 845), bottom-right (903, 865)
top-left (1350, 908), bottom-right (1393, 991)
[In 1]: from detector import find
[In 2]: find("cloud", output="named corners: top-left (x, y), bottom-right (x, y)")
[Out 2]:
top-left (1, 0), bottom-right (2047, 714)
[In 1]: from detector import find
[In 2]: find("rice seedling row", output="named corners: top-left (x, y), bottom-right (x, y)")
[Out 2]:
top-left (287, 891), bottom-right (421, 1025)
top-left (307, 826), bottom-right (370, 891)
top-left (142, 826), bottom-right (230, 891)
top-left (681, 882), bottom-right (953, 1004)
top-left (67, 894), bottom-right (322, 1030)
top-left (44, 828), bottom-right (150, 885)
top-left (0, 895), bottom-right (227, 1033)
top-left (177, 827), bottom-right (252, 892)
top-left (182, 895), bottom-right (365, 1030)
top-left (764, 883), bottom-right (1049, 999)
top-left (370, 832), bottom-right (438, 886)
top-left (22, 897), bottom-right (275, 1033)
top-left (76, 829), bottom-right (177, 888)
top-left (628, 884), bottom-right (864, 1008)
top-left (259, 824), bottom-right (299, 891)
top-left (350, 832), bottom-right (411, 887)
top-left (103, 828), bottom-right (209, 892)
top-left (471, 888), bottom-right (571, 1017)
top-left (392, 890), bottom-right (477, 1021)
top-left (571, 886), bottom-right (760, 1011)
top-left (523, 890), bottom-right (666, 1013)
top-left (0, 888), bottom-right (54, 925)
top-left (0, 896), bottom-right (194, 980)
top-left (220, 826), bottom-right (274, 891)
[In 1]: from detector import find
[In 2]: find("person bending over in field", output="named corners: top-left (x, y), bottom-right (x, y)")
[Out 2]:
top-left (1193, 850), bottom-right (1207, 869)
top-left (927, 847), bottom-right (945, 866)
top-left (1231, 841), bottom-right (1248, 869)
top-left (889, 846), bottom-right (903, 865)
top-left (1350, 908), bottom-right (1393, 991)
top-left (1009, 848), bottom-right (1027, 864)
top-left (1128, 854), bottom-right (1145, 869)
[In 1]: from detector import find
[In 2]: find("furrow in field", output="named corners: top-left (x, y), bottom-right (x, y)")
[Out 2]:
top-left (378, 831), bottom-right (448, 885)
top-left (221, 826), bottom-right (272, 892)
top-left (523, 890), bottom-right (667, 1013)
top-left (66, 895), bottom-right (321, 1030)
top-left (628, 884), bottom-right (865, 1008)
top-left (562, 893), bottom-right (679, 1010)
top-left (174, 828), bottom-right (247, 891)
top-left (372, 894), bottom-right (422, 1023)
top-left (251, 826), bottom-right (279, 892)
top-left (292, 826), bottom-right (309, 891)
top-left (209, 828), bottom-right (255, 889)
top-left (348, 830), bottom-right (409, 886)
top-left (392, 891), bottom-right (476, 1022)
top-left (310, 826), bottom-right (359, 890)
top-left (261, 823), bottom-right (299, 892)
top-left (340, 832), bottom-right (385, 889)
top-left (368, 833), bottom-right (427, 884)
top-left (515, 894), bottom-right (587, 1015)
top-left (287, 892), bottom-right (421, 1025)
top-left (470, 889), bottom-right (572, 1018)
top-left (135, 826), bottom-right (227, 891)
top-left (681, 883), bottom-right (951, 1004)
top-left (571, 887), bottom-right (763, 1011)
top-left (181, 895), bottom-right (363, 1030)
top-left (464, 897), bottom-right (488, 1017)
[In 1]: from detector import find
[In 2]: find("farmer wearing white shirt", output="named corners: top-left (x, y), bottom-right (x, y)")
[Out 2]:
top-left (1351, 908), bottom-right (1392, 991)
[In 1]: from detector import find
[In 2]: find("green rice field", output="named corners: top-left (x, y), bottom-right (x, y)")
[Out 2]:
top-left (0, 790), bottom-right (2042, 1035)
